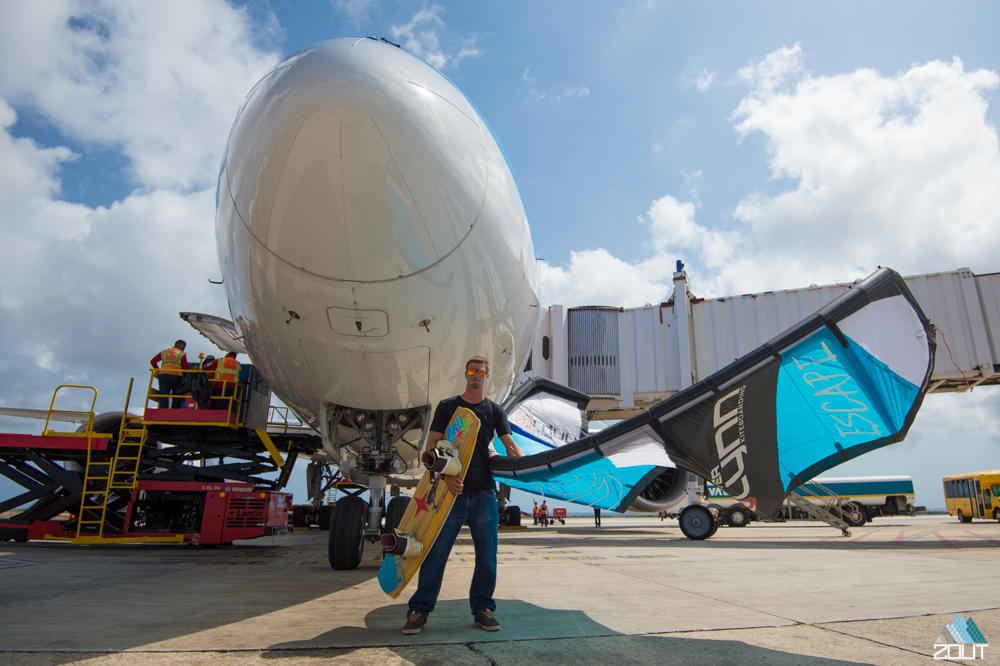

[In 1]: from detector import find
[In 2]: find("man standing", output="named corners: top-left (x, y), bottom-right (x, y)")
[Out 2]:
top-left (150, 340), bottom-right (188, 408)
top-left (208, 351), bottom-right (241, 411)
top-left (403, 356), bottom-right (524, 636)
top-left (593, 506), bottom-right (602, 527)
top-left (539, 500), bottom-right (549, 527)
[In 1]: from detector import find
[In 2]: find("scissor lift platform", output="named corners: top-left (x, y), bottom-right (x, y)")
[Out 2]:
top-left (0, 370), bottom-right (319, 545)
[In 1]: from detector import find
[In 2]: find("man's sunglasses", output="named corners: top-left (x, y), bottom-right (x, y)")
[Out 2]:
top-left (466, 368), bottom-right (488, 377)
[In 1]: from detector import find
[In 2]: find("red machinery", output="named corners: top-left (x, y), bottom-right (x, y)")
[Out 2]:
top-left (15, 481), bottom-right (291, 545)
top-left (0, 377), bottom-right (314, 545)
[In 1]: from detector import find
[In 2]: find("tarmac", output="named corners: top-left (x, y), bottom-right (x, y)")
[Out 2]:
top-left (1, 514), bottom-right (998, 665)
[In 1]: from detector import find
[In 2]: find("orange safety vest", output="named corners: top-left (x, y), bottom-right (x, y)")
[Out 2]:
top-left (159, 347), bottom-right (186, 376)
top-left (213, 356), bottom-right (241, 386)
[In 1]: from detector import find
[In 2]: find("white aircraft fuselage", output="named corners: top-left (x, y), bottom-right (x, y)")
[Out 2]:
top-left (216, 38), bottom-right (538, 482)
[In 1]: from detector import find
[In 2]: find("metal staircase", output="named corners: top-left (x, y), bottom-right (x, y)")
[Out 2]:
top-left (786, 479), bottom-right (856, 537)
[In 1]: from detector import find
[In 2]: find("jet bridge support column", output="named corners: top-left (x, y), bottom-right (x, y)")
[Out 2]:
top-left (550, 305), bottom-right (568, 386)
top-left (673, 268), bottom-right (694, 389)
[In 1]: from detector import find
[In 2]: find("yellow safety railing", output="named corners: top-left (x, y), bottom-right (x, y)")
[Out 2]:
top-left (41, 385), bottom-right (110, 538)
top-left (144, 367), bottom-right (244, 428)
top-left (43, 384), bottom-right (98, 437)
top-left (266, 405), bottom-right (307, 434)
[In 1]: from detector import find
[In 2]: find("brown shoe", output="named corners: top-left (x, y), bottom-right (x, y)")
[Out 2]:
top-left (402, 610), bottom-right (426, 635)
top-left (474, 609), bottom-right (501, 632)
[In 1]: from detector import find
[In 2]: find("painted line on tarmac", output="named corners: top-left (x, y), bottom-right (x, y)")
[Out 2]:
top-left (966, 531), bottom-right (1000, 546)
top-left (932, 531), bottom-right (955, 547)
top-left (848, 527), bottom-right (886, 542)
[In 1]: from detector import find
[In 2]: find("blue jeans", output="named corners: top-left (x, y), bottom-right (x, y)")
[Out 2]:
top-left (407, 489), bottom-right (498, 617)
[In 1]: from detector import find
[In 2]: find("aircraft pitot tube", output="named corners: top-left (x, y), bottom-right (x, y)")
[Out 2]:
top-left (380, 530), bottom-right (424, 558)
top-left (422, 443), bottom-right (462, 476)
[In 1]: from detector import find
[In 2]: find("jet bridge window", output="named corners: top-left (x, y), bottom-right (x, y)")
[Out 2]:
top-left (542, 336), bottom-right (550, 360)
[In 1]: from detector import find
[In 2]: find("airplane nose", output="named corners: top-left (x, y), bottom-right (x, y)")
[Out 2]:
top-left (224, 38), bottom-right (488, 282)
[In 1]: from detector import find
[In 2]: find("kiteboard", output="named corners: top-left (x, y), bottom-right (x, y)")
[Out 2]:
top-left (377, 406), bottom-right (480, 599)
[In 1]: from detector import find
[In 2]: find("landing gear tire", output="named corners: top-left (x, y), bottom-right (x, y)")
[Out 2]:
top-left (727, 508), bottom-right (750, 527)
top-left (506, 505), bottom-right (521, 527)
top-left (328, 495), bottom-right (366, 570)
top-left (957, 510), bottom-right (970, 523)
top-left (319, 504), bottom-right (333, 531)
top-left (843, 503), bottom-right (868, 527)
top-left (679, 505), bottom-right (716, 540)
top-left (383, 496), bottom-right (411, 535)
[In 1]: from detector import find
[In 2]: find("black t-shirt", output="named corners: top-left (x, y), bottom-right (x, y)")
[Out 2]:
top-left (429, 396), bottom-right (511, 494)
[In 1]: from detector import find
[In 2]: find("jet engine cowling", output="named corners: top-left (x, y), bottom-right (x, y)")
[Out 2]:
top-left (627, 467), bottom-right (697, 514)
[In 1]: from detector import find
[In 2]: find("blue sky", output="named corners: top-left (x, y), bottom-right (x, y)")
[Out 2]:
top-left (1, 1), bottom-right (999, 513)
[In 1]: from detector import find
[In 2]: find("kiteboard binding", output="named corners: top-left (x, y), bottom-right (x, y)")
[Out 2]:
top-left (377, 406), bottom-right (480, 598)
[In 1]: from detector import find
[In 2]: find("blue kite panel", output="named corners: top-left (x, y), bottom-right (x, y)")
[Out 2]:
top-left (496, 430), bottom-right (660, 512)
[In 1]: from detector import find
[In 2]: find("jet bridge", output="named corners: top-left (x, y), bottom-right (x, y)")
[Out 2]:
top-left (527, 267), bottom-right (1000, 419)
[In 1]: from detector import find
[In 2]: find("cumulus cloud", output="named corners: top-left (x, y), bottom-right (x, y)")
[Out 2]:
top-left (0, 1), bottom-right (277, 415)
top-left (542, 46), bottom-right (1000, 306)
top-left (389, 5), bottom-right (480, 69)
top-left (0, 1), bottom-right (279, 191)
top-left (539, 194), bottom-right (737, 307)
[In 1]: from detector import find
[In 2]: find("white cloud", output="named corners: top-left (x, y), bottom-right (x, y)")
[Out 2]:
top-left (685, 66), bottom-right (716, 91)
top-left (0, 1), bottom-right (279, 191)
top-left (539, 194), bottom-right (737, 307)
top-left (333, 0), bottom-right (379, 23)
top-left (735, 43), bottom-right (804, 93)
top-left (542, 47), bottom-right (1000, 306)
top-left (728, 50), bottom-right (1000, 292)
top-left (0, 1), bottom-right (276, 414)
top-left (389, 5), bottom-right (480, 70)
top-left (528, 85), bottom-right (590, 104)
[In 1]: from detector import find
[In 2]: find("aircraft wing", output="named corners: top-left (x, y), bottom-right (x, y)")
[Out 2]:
top-left (492, 267), bottom-right (936, 519)
top-left (179, 312), bottom-right (246, 354)
top-left (0, 407), bottom-right (87, 423)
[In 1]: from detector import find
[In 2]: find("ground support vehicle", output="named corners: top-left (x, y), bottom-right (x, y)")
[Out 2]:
top-left (0, 368), bottom-right (320, 545)
top-left (779, 477), bottom-right (921, 525)
top-left (943, 470), bottom-right (1000, 522)
top-left (671, 476), bottom-right (879, 540)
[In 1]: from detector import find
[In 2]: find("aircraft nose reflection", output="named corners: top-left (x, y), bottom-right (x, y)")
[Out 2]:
top-left (226, 38), bottom-right (488, 283)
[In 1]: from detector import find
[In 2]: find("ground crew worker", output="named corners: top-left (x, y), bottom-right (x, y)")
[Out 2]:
top-left (540, 500), bottom-right (549, 527)
top-left (532, 501), bottom-right (539, 525)
top-left (594, 506), bottom-right (602, 527)
top-left (150, 340), bottom-right (188, 408)
top-left (210, 352), bottom-right (241, 411)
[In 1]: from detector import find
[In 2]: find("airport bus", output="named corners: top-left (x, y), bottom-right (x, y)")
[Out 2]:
top-left (705, 476), bottom-right (919, 527)
top-left (943, 470), bottom-right (1000, 523)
